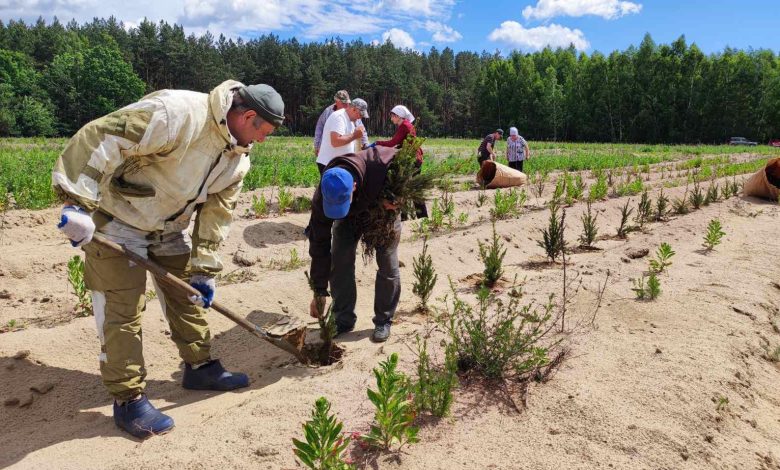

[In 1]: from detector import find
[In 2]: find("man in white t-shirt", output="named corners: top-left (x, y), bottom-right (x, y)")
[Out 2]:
top-left (316, 98), bottom-right (369, 173)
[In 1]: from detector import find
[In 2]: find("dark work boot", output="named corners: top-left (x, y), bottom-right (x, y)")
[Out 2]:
top-left (113, 395), bottom-right (174, 439)
top-left (182, 360), bottom-right (249, 391)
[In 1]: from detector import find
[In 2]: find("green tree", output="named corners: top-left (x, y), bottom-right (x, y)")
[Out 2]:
top-left (46, 39), bottom-right (145, 133)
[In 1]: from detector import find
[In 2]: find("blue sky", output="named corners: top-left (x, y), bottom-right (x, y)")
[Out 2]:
top-left (2, 0), bottom-right (778, 55)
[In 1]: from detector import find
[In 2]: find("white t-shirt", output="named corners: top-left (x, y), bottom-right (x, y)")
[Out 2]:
top-left (316, 108), bottom-right (355, 166)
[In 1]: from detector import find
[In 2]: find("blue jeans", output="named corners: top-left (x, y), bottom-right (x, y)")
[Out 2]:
top-left (330, 216), bottom-right (401, 330)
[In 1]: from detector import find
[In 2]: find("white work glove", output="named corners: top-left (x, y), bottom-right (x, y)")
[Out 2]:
top-left (57, 205), bottom-right (95, 247)
top-left (189, 275), bottom-right (216, 309)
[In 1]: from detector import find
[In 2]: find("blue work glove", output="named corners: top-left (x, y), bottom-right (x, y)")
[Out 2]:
top-left (367, 142), bottom-right (377, 148)
top-left (189, 275), bottom-right (216, 309)
top-left (57, 205), bottom-right (96, 247)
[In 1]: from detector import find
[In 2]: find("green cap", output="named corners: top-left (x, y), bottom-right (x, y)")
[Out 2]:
top-left (237, 84), bottom-right (285, 128)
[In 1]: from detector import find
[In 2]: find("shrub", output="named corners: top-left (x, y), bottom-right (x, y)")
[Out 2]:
top-left (479, 222), bottom-right (506, 287)
top-left (634, 190), bottom-right (652, 229)
top-left (427, 199), bottom-right (449, 232)
top-left (632, 273), bottom-right (660, 300)
top-left (531, 170), bottom-right (548, 198)
top-left (476, 189), bottom-right (488, 208)
top-left (672, 192), bottom-right (689, 215)
top-left (251, 193), bottom-right (269, 218)
top-left (617, 177), bottom-right (643, 197)
top-left (654, 189), bottom-right (669, 222)
top-left (688, 182), bottom-right (705, 210)
top-left (649, 242), bottom-right (675, 274)
top-left (551, 175), bottom-right (566, 206)
top-left (67, 255), bottom-right (92, 317)
top-left (538, 204), bottom-right (566, 262)
top-left (363, 353), bottom-right (420, 451)
top-left (579, 201), bottom-right (598, 248)
top-left (292, 397), bottom-right (354, 470)
top-left (566, 173), bottom-right (585, 203)
top-left (631, 275), bottom-right (647, 300)
top-left (443, 283), bottom-right (554, 380)
top-left (413, 336), bottom-right (457, 418)
top-left (616, 199), bottom-right (638, 238)
top-left (704, 183), bottom-right (720, 205)
top-left (647, 272), bottom-right (661, 299)
top-left (588, 173), bottom-right (608, 201)
top-left (292, 195), bottom-right (312, 213)
top-left (412, 238), bottom-right (438, 310)
top-left (491, 188), bottom-right (526, 220)
top-left (277, 186), bottom-right (294, 213)
top-left (702, 219), bottom-right (725, 251)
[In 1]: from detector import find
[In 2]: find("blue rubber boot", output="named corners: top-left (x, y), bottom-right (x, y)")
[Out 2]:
top-left (182, 360), bottom-right (249, 391)
top-left (113, 395), bottom-right (174, 439)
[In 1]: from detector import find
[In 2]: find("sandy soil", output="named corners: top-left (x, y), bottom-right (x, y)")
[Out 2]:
top-left (2, 163), bottom-right (780, 470)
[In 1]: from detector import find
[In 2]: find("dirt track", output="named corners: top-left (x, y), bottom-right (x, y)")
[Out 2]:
top-left (2, 164), bottom-right (780, 469)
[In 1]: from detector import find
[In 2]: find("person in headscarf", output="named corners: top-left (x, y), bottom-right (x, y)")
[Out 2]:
top-left (373, 105), bottom-right (427, 218)
top-left (506, 126), bottom-right (530, 172)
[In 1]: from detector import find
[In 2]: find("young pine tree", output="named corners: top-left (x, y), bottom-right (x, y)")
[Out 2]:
top-left (479, 222), bottom-right (507, 287)
top-left (538, 204), bottom-right (567, 262)
top-left (579, 201), bottom-right (599, 248)
top-left (412, 238), bottom-right (438, 311)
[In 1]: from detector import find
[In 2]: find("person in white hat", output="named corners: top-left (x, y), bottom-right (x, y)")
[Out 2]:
top-left (506, 126), bottom-right (530, 172)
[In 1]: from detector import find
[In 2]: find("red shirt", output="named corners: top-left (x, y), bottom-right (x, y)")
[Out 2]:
top-left (376, 119), bottom-right (423, 162)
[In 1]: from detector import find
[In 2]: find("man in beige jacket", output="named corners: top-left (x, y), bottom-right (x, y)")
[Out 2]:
top-left (52, 80), bottom-right (284, 438)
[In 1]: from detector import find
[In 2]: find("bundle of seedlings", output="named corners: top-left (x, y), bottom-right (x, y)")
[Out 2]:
top-left (360, 135), bottom-right (435, 260)
top-left (305, 271), bottom-right (345, 365)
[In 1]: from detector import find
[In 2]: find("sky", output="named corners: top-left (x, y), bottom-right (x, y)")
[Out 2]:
top-left (1, 0), bottom-right (778, 55)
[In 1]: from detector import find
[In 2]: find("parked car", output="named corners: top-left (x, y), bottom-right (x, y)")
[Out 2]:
top-left (729, 137), bottom-right (758, 146)
top-left (769, 139), bottom-right (780, 148)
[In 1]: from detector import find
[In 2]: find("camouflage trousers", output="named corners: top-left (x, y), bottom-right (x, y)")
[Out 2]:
top-left (83, 219), bottom-right (211, 401)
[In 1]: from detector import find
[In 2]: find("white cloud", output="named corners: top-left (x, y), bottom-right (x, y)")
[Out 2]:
top-left (488, 21), bottom-right (590, 51)
top-left (381, 28), bottom-right (416, 49)
top-left (1, 0), bottom-right (457, 44)
top-left (374, 0), bottom-right (454, 16)
top-left (424, 20), bottom-right (462, 43)
top-left (522, 0), bottom-right (642, 20)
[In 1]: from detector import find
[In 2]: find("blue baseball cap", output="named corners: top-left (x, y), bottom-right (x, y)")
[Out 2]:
top-left (321, 167), bottom-right (354, 219)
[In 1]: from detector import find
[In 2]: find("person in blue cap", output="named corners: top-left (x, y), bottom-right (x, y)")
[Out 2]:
top-left (306, 146), bottom-right (402, 342)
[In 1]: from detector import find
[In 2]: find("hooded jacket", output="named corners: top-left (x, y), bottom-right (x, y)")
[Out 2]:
top-left (51, 80), bottom-right (251, 275)
top-left (307, 146), bottom-right (398, 294)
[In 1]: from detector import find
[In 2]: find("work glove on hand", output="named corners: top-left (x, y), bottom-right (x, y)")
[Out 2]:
top-left (367, 142), bottom-right (377, 148)
top-left (189, 275), bottom-right (216, 309)
top-left (57, 205), bottom-right (95, 247)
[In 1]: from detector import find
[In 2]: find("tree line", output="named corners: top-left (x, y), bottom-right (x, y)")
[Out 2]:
top-left (1, 17), bottom-right (779, 143)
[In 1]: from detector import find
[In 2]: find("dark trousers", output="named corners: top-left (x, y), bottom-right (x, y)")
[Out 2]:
top-left (330, 217), bottom-right (401, 329)
top-left (509, 160), bottom-right (524, 172)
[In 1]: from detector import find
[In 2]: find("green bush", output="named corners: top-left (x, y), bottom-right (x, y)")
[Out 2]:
top-left (292, 397), bottom-right (354, 470)
top-left (413, 336), bottom-right (457, 418)
top-left (363, 353), bottom-right (419, 451)
top-left (443, 283), bottom-right (554, 380)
